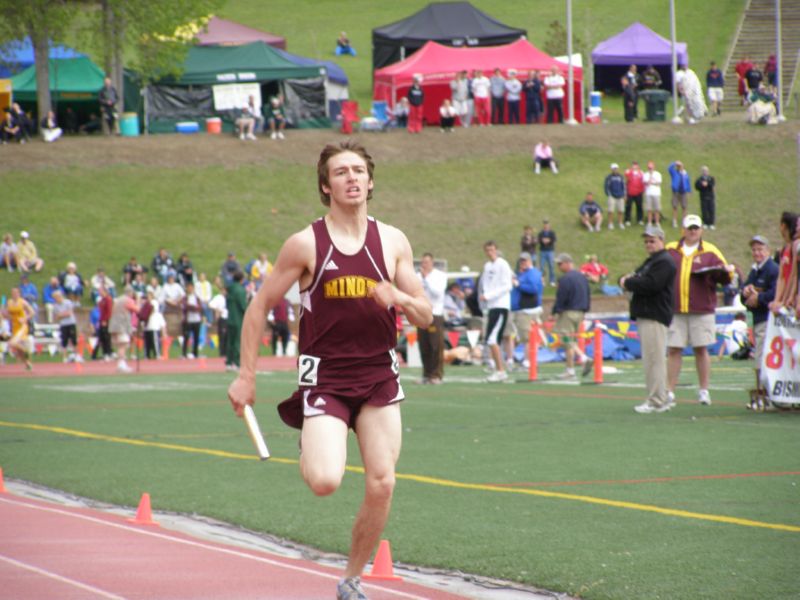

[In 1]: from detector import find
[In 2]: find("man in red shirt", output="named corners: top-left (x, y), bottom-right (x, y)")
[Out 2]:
top-left (624, 161), bottom-right (645, 227)
top-left (91, 286), bottom-right (113, 360)
top-left (228, 141), bottom-right (432, 600)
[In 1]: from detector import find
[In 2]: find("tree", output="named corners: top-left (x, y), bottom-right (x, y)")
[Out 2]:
top-left (543, 20), bottom-right (587, 60)
top-left (80, 0), bottom-right (223, 97)
top-left (0, 0), bottom-right (77, 124)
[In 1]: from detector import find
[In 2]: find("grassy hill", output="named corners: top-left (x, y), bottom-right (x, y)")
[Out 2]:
top-left (0, 120), bottom-right (796, 300)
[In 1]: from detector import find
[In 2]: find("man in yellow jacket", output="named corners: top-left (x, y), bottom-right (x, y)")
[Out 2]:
top-left (666, 215), bottom-right (734, 406)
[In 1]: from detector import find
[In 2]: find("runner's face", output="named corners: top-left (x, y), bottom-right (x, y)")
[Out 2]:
top-left (323, 151), bottom-right (373, 206)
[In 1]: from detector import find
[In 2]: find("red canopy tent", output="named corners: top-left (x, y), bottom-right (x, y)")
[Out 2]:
top-left (373, 39), bottom-right (583, 124)
top-left (197, 16), bottom-right (286, 50)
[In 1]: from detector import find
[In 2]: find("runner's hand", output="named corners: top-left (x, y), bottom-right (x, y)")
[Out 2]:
top-left (228, 376), bottom-right (255, 418)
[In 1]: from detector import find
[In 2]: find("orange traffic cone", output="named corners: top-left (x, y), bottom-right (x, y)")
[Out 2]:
top-left (593, 321), bottom-right (604, 384)
top-left (363, 540), bottom-right (402, 581)
top-left (198, 355), bottom-right (207, 370)
top-left (74, 360), bottom-right (83, 374)
top-left (0, 467), bottom-right (6, 493)
top-left (127, 492), bottom-right (159, 526)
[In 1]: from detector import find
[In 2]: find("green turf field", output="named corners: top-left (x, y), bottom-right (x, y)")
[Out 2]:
top-left (1, 359), bottom-right (798, 599)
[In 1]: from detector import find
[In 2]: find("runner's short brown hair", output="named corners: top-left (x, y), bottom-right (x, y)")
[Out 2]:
top-left (317, 141), bottom-right (375, 206)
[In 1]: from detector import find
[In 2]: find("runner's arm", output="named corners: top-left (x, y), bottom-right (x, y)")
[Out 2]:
top-left (228, 230), bottom-right (313, 416)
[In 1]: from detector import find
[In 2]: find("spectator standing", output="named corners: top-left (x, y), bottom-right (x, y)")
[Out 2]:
top-left (64, 107), bottom-right (78, 134)
top-left (109, 285), bottom-right (139, 373)
top-left (471, 70), bottom-right (491, 126)
top-left (740, 235), bottom-right (778, 406)
top-left (604, 164), bottom-right (627, 230)
top-left (407, 76), bottom-right (425, 134)
top-left (676, 65), bottom-right (707, 123)
top-left (622, 76), bottom-right (637, 122)
top-left (19, 274), bottom-right (39, 317)
top-left (735, 55), bottom-right (754, 105)
top-left (417, 253), bottom-right (447, 384)
top-left (744, 62), bottom-right (764, 98)
top-left (91, 287), bottom-right (113, 361)
top-left (551, 253), bottom-right (592, 380)
top-left (620, 225), bottom-right (677, 413)
top-left (176, 252), bottom-right (195, 287)
top-left (510, 252), bottom-right (543, 369)
top-left (538, 219), bottom-right (557, 286)
top-left (544, 67), bottom-right (565, 124)
top-left (668, 161), bottom-right (691, 228)
top-left (162, 274), bottom-right (185, 313)
top-left (268, 296), bottom-right (294, 357)
top-left (643, 161), bottom-right (663, 227)
top-left (1, 233), bottom-right (17, 271)
top-left (480, 241), bottom-right (513, 382)
top-left (449, 70), bottom-right (469, 127)
top-left (225, 270), bottom-right (247, 371)
top-left (641, 65), bottom-right (662, 89)
top-left (694, 166), bottom-right (717, 230)
top-left (98, 77), bottom-right (119, 135)
top-left (764, 54), bottom-right (777, 86)
top-left (523, 70), bottom-right (543, 124)
top-left (490, 68), bottom-right (506, 124)
top-left (16, 231), bottom-right (44, 273)
top-left (90, 268), bottom-right (115, 301)
top-left (221, 252), bottom-right (242, 286)
top-left (624, 65), bottom-right (640, 119)
top-left (208, 279), bottom-right (228, 359)
top-left (42, 276), bottom-right (64, 322)
top-left (250, 253), bottom-right (273, 290)
top-left (505, 69), bottom-right (522, 124)
top-left (533, 140), bottom-right (558, 174)
top-left (520, 225), bottom-right (538, 266)
top-left (624, 161), bottom-right (645, 226)
top-left (181, 281), bottom-right (203, 359)
top-left (665, 215), bottom-right (734, 406)
top-left (267, 96), bottom-right (286, 140)
top-left (706, 61), bottom-right (724, 116)
top-left (141, 289), bottom-right (165, 359)
top-left (52, 290), bottom-right (80, 363)
top-left (196, 271), bottom-right (214, 323)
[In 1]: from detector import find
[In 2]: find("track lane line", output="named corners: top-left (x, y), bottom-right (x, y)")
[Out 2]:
top-left (0, 553), bottom-right (128, 600)
top-left (0, 497), bottom-right (435, 600)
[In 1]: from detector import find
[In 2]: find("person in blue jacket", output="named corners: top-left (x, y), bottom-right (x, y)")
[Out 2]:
top-left (510, 252), bottom-right (544, 369)
top-left (668, 161), bottom-right (691, 228)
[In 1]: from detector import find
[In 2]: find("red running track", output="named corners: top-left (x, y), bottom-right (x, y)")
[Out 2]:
top-left (0, 491), bottom-right (470, 600)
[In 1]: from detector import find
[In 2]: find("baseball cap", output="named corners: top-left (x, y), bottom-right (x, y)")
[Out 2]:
top-left (683, 214), bottom-right (703, 229)
top-left (20, 230), bottom-right (29, 238)
top-left (610, 163), bottom-right (619, 169)
top-left (749, 234), bottom-right (768, 247)
top-left (519, 252), bottom-right (532, 262)
top-left (642, 224), bottom-right (665, 239)
top-left (555, 252), bottom-right (573, 264)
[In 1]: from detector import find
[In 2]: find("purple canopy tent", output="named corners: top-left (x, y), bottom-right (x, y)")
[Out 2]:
top-left (197, 16), bottom-right (286, 50)
top-left (591, 22), bottom-right (688, 92)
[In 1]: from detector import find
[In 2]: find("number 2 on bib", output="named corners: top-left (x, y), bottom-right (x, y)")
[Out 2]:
top-left (298, 354), bottom-right (321, 386)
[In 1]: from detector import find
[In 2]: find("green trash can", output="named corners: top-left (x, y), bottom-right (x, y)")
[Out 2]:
top-left (640, 90), bottom-right (670, 122)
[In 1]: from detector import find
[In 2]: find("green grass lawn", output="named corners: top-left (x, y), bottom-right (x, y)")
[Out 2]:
top-left (1, 359), bottom-right (798, 599)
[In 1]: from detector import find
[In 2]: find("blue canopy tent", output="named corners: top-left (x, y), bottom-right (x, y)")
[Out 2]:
top-left (273, 48), bottom-right (349, 120)
top-left (0, 37), bottom-right (85, 78)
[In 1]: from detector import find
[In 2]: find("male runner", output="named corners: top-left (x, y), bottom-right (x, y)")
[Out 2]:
top-left (228, 141), bottom-right (432, 600)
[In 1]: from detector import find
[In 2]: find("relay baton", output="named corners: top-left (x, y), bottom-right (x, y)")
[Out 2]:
top-left (243, 405), bottom-right (270, 460)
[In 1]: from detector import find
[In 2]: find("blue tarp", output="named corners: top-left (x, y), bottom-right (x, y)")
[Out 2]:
top-left (274, 48), bottom-right (348, 86)
top-left (0, 37), bottom-right (85, 78)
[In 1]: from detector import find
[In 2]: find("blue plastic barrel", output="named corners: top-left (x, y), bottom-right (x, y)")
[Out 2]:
top-left (590, 91), bottom-right (602, 109)
top-left (120, 112), bottom-right (139, 137)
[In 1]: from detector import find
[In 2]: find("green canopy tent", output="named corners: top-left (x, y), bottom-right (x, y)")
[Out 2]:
top-left (144, 42), bottom-right (330, 133)
top-left (10, 56), bottom-right (107, 132)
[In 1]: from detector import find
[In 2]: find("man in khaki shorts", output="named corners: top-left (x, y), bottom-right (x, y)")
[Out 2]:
top-left (550, 253), bottom-right (591, 380)
top-left (642, 161), bottom-right (662, 227)
top-left (665, 215), bottom-right (735, 405)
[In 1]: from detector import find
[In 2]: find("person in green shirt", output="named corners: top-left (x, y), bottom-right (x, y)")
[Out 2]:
top-left (225, 271), bottom-right (248, 371)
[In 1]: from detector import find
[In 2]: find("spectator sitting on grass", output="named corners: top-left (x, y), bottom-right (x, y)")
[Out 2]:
top-left (579, 255), bottom-right (609, 284)
top-left (393, 97), bottom-right (410, 129)
top-left (59, 262), bottom-right (85, 303)
top-left (162, 273), bottom-right (185, 313)
top-left (335, 31), bottom-right (356, 56)
top-left (42, 276), bottom-right (65, 322)
top-left (1, 108), bottom-right (23, 144)
top-left (19, 274), bottom-right (39, 317)
top-left (1, 233), bottom-right (17, 271)
top-left (747, 83), bottom-right (778, 125)
top-left (16, 231), bottom-right (44, 273)
top-left (90, 267), bottom-right (115, 302)
top-left (267, 96), bottom-right (286, 140)
top-left (176, 252), bottom-right (195, 287)
top-left (122, 256), bottom-right (148, 285)
top-left (40, 110), bottom-right (63, 143)
top-left (221, 252), bottom-right (241, 285)
top-left (533, 140), bottom-right (558, 174)
top-left (579, 192), bottom-right (604, 232)
top-left (130, 272), bottom-right (147, 299)
top-left (716, 312), bottom-right (750, 358)
top-left (152, 248), bottom-right (176, 283)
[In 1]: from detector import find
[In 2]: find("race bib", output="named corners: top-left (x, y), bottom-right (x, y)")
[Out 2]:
top-left (298, 354), bottom-right (321, 387)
